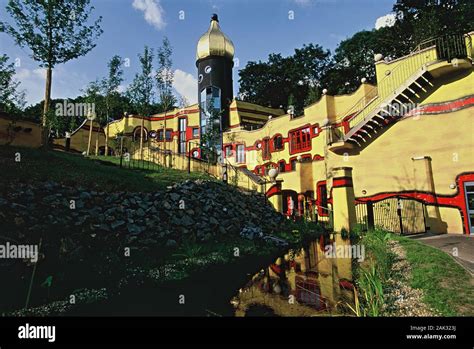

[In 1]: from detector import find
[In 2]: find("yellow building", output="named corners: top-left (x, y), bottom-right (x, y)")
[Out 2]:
top-left (100, 20), bottom-right (474, 236)
top-left (222, 33), bottom-right (474, 236)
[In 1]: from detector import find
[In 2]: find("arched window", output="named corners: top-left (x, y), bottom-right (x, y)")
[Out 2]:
top-left (133, 127), bottom-right (148, 142)
top-left (273, 135), bottom-right (283, 151)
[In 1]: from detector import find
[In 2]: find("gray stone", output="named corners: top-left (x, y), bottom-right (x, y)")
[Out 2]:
top-left (165, 239), bottom-right (177, 248)
top-left (110, 220), bottom-right (125, 230)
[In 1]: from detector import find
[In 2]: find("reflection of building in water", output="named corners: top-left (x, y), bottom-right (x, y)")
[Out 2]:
top-left (232, 234), bottom-right (354, 316)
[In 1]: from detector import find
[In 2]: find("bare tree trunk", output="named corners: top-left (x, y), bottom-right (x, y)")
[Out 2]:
top-left (87, 119), bottom-right (93, 156)
top-left (95, 130), bottom-right (99, 156)
top-left (105, 124), bottom-right (109, 156)
top-left (42, 66), bottom-right (52, 149)
top-left (139, 117), bottom-right (144, 160)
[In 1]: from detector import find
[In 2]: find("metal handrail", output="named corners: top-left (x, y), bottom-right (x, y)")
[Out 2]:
top-left (330, 34), bottom-right (469, 137)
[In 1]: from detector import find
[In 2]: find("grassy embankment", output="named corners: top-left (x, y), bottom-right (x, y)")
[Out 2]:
top-left (354, 229), bottom-right (474, 316)
top-left (0, 145), bottom-right (322, 315)
top-left (0, 145), bottom-right (211, 192)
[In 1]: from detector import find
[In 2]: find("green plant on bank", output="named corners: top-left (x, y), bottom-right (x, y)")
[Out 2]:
top-left (172, 240), bottom-right (204, 261)
top-left (347, 229), bottom-right (394, 317)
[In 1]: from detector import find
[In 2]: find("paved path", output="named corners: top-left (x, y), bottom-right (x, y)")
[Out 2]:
top-left (409, 234), bottom-right (474, 275)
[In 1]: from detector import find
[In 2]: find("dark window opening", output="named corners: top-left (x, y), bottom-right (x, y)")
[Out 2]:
top-left (273, 135), bottom-right (283, 150)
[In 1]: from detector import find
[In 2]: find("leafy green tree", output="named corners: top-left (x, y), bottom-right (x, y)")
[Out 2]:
top-left (102, 55), bottom-right (124, 125)
top-left (393, 0), bottom-right (474, 48)
top-left (127, 46), bottom-right (154, 119)
top-left (126, 46), bottom-right (154, 159)
top-left (0, 0), bottom-right (103, 147)
top-left (156, 37), bottom-right (175, 113)
top-left (156, 37), bottom-right (176, 160)
top-left (0, 54), bottom-right (25, 115)
top-left (238, 44), bottom-right (331, 113)
top-left (99, 55), bottom-right (124, 154)
top-left (321, 30), bottom-right (382, 95)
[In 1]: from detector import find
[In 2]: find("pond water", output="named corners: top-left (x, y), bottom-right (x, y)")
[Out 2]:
top-left (230, 234), bottom-right (356, 316)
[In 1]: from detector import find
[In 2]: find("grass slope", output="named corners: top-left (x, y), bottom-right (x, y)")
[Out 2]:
top-left (0, 146), bottom-right (211, 192)
top-left (393, 235), bottom-right (474, 316)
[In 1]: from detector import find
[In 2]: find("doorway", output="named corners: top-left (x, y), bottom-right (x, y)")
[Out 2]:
top-left (464, 182), bottom-right (474, 234)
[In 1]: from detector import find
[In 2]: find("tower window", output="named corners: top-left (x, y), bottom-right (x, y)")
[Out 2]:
top-left (205, 66), bottom-right (212, 74)
top-left (200, 86), bottom-right (222, 143)
top-left (236, 144), bottom-right (245, 163)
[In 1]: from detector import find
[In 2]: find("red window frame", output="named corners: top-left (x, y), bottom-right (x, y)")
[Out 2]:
top-left (273, 134), bottom-right (284, 151)
top-left (262, 138), bottom-right (270, 160)
top-left (316, 181), bottom-right (329, 217)
top-left (289, 127), bottom-right (312, 154)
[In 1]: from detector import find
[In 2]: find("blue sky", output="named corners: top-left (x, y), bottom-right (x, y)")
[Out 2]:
top-left (0, 0), bottom-right (395, 106)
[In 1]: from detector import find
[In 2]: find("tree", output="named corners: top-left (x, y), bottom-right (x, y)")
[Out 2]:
top-left (393, 0), bottom-right (474, 47)
top-left (102, 55), bottom-right (124, 155)
top-left (156, 37), bottom-right (176, 163)
top-left (238, 44), bottom-right (331, 113)
top-left (0, 0), bottom-right (103, 147)
top-left (321, 30), bottom-right (383, 95)
top-left (82, 80), bottom-right (103, 156)
top-left (126, 46), bottom-right (154, 159)
top-left (0, 54), bottom-right (25, 115)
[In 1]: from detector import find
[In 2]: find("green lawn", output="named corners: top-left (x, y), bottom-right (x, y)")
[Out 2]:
top-left (393, 235), bottom-right (474, 316)
top-left (0, 145), bottom-right (212, 192)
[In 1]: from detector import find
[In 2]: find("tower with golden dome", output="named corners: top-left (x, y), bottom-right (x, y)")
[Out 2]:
top-left (196, 14), bottom-right (234, 140)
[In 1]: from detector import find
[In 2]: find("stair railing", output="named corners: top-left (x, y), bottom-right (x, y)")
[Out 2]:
top-left (331, 34), bottom-right (469, 139)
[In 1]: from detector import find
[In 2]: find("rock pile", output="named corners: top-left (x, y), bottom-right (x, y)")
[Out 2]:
top-left (0, 178), bottom-right (286, 313)
top-left (0, 179), bottom-right (284, 255)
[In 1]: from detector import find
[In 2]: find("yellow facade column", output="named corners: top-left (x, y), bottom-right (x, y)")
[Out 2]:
top-left (331, 167), bottom-right (357, 232)
top-left (267, 179), bottom-right (283, 213)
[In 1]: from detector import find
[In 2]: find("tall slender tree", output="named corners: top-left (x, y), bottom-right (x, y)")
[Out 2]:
top-left (102, 55), bottom-right (124, 155)
top-left (126, 46), bottom-right (154, 159)
top-left (156, 37), bottom-right (175, 163)
top-left (82, 80), bottom-right (102, 156)
top-left (0, 0), bottom-right (103, 148)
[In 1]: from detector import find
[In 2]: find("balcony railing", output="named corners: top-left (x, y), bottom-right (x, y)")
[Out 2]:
top-left (329, 33), bottom-right (471, 144)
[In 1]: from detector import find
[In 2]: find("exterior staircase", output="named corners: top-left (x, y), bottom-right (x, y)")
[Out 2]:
top-left (328, 34), bottom-right (473, 150)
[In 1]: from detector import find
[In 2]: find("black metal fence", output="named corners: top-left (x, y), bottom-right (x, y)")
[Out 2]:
top-left (114, 136), bottom-right (220, 175)
top-left (418, 34), bottom-right (469, 61)
top-left (355, 196), bottom-right (426, 235)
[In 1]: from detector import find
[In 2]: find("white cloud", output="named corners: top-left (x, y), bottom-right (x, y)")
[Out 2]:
top-left (132, 0), bottom-right (166, 31)
top-left (173, 69), bottom-right (197, 106)
top-left (15, 66), bottom-right (89, 106)
top-left (375, 13), bottom-right (396, 30)
top-left (293, 0), bottom-right (311, 5)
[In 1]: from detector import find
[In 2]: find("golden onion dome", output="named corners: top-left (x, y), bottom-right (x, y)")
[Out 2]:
top-left (196, 14), bottom-right (234, 62)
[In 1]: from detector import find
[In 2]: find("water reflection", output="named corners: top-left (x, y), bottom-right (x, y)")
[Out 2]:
top-left (231, 234), bottom-right (355, 316)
